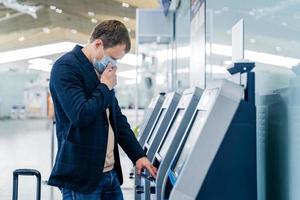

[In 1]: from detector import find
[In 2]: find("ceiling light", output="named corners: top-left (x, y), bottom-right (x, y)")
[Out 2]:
top-left (281, 22), bottom-right (287, 27)
top-left (70, 29), bottom-right (77, 34)
top-left (28, 58), bottom-right (52, 65)
top-left (18, 36), bottom-right (25, 42)
top-left (88, 11), bottom-right (95, 16)
top-left (91, 18), bottom-right (98, 24)
top-left (42, 27), bottom-right (50, 33)
top-left (28, 58), bottom-right (53, 72)
top-left (122, 2), bottom-right (130, 8)
top-left (55, 8), bottom-right (63, 14)
top-left (28, 7), bottom-right (36, 13)
top-left (123, 17), bottom-right (130, 22)
top-left (28, 64), bottom-right (52, 72)
top-left (50, 5), bottom-right (56, 10)
top-left (0, 42), bottom-right (76, 64)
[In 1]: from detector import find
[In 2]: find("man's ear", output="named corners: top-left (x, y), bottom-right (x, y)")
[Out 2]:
top-left (94, 39), bottom-right (103, 48)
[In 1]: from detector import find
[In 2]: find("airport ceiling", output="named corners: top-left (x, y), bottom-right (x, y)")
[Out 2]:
top-left (0, 0), bottom-right (299, 72)
top-left (0, 0), bottom-right (159, 52)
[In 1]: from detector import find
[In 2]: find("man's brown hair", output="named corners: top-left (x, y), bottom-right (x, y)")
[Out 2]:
top-left (90, 20), bottom-right (131, 53)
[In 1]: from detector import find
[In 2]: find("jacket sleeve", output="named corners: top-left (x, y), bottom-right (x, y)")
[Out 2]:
top-left (114, 98), bottom-right (146, 164)
top-left (50, 63), bottom-right (113, 128)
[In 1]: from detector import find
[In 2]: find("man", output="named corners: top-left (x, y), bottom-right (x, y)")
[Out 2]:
top-left (48, 20), bottom-right (157, 200)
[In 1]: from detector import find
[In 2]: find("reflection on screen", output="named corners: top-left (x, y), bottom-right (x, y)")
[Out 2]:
top-left (158, 109), bottom-right (185, 159)
top-left (173, 110), bottom-right (207, 177)
top-left (138, 106), bottom-right (154, 140)
top-left (146, 109), bottom-right (167, 145)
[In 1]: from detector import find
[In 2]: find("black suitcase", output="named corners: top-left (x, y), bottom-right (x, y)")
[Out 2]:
top-left (12, 169), bottom-right (41, 200)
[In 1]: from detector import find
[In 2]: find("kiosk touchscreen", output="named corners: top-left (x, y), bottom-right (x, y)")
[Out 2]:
top-left (143, 92), bottom-right (181, 158)
top-left (137, 93), bottom-right (165, 147)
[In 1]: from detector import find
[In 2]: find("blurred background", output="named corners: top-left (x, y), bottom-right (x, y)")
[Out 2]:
top-left (0, 0), bottom-right (299, 199)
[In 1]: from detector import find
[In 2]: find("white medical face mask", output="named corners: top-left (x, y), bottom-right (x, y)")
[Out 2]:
top-left (93, 55), bottom-right (117, 74)
top-left (92, 45), bottom-right (117, 74)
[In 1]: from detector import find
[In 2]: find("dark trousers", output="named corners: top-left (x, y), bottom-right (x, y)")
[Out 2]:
top-left (61, 170), bottom-right (124, 200)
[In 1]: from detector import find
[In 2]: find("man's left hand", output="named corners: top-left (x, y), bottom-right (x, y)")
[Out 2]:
top-left (136, 157), bottom-right (157, 178)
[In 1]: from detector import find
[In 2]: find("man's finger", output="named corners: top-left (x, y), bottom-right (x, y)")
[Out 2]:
top-left (104, 64), bottom-right (114, 72)
top-left (151, 166), bottom-right (158, 174)
top-left (111, 67), bottom-right (117, 73)
top-left (147, 165), bottom-right (156, 178)
top-left (108, 67), bottom-right (117, 74)
top-left (137, 165), bottom-right (141, 175)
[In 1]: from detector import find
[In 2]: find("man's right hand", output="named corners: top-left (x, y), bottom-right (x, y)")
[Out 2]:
top-left (100, 64), bottom-right (117, 90)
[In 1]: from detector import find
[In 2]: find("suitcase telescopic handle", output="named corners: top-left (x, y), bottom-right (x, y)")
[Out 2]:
top-left (13, 169), bottom-right (41, 200)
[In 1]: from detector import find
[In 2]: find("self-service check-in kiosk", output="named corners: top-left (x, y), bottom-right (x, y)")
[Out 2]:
top-left (134, 92), bottom-right (181, 200)
top-left (138, 93), bottom-right (165, 146)
top-left (163, 62), bottom-right (257, 200)
top-left (143, 92), bottom-right (181, 160)
top-left (137, 87), bottom-right (203, 200)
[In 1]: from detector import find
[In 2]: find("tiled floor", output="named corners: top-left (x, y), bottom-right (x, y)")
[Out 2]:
top-left (0, 119), bottom-right (136, 200)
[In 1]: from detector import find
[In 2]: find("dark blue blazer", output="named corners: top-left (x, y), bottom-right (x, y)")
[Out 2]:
top-left (48, 45), bottom-right (146, 193)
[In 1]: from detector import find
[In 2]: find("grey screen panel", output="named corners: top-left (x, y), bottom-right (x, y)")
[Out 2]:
top-left (147, 109), bottom-right (167, 145)
top-left (158, 109), bottom-right (185, 159)
top-left (173, 110), bottom-right (207, 177)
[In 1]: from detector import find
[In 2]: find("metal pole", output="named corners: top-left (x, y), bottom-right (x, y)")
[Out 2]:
top-left (50, 120), bottom-right (56, 200)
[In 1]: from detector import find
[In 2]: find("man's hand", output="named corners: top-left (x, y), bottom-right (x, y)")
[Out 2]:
top-left (100, 64), bottom-right (117, 90)
top-left (136, 157), bottom-right (157, 178)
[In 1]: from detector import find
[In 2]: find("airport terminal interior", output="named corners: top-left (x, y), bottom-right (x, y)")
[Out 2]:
top-left (0, 0), bottom-right (300, 199)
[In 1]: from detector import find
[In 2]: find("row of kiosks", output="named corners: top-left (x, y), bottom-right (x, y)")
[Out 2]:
top-left (135, 87), bottom-right (203, 200)
top-left (131, 93), bottom-right (165, 195)
top-left (135, 91), bottom-right (181, 200)
top-left (135, 62), bottom-right (257, 200)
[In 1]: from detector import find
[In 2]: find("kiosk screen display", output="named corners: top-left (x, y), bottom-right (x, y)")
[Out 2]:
top-left (173, 110), bottom-right (207, 177)
top-left (146, 109), bottom-right (167, 145)
top-left (158, 109), bottom-right (185, 159)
